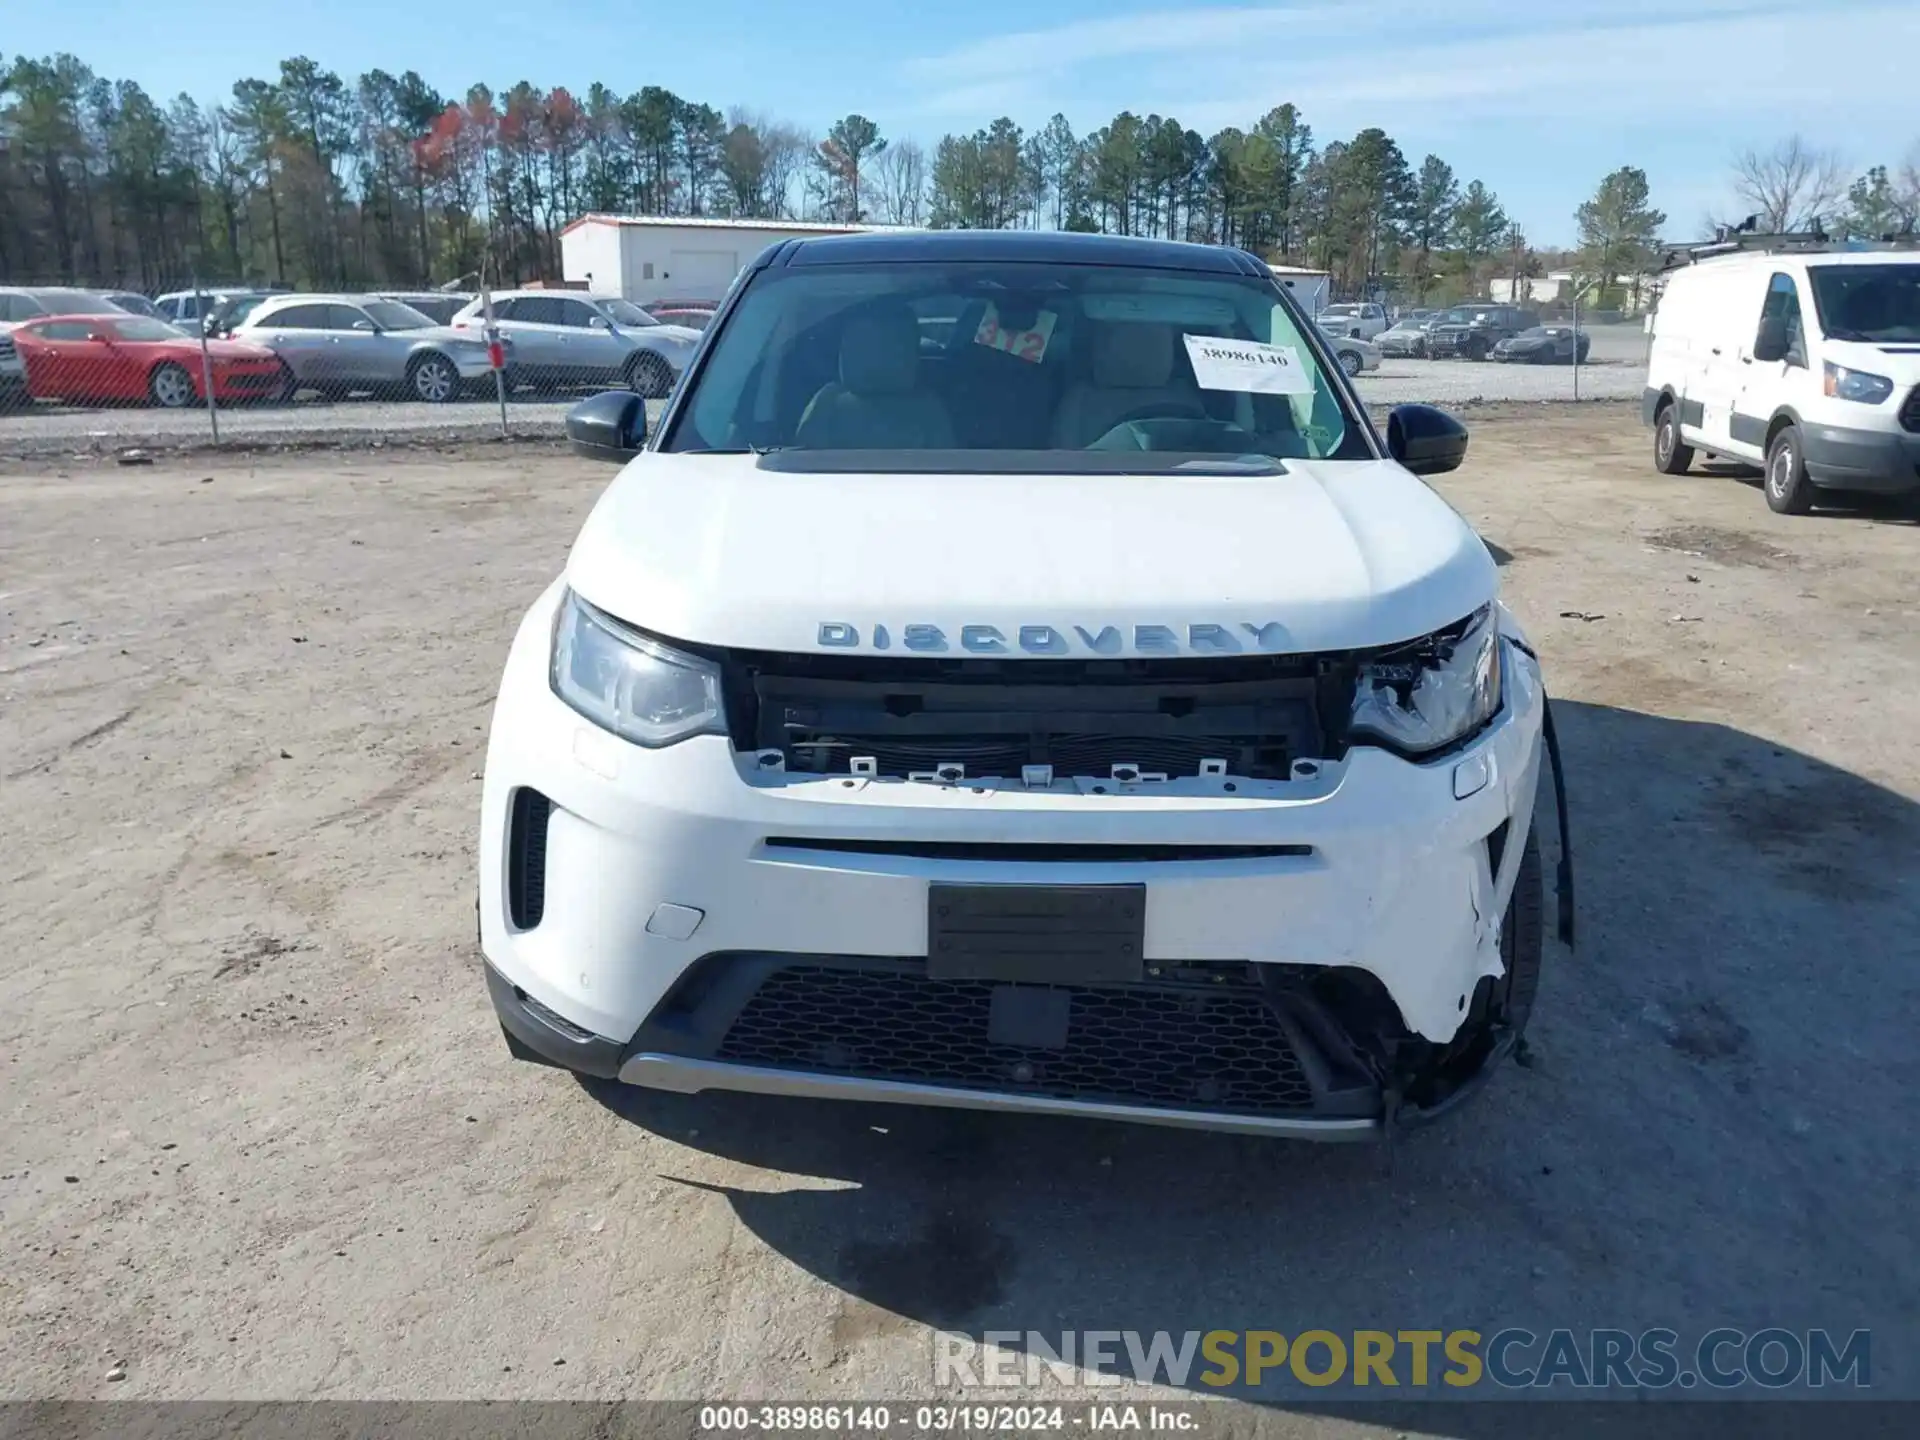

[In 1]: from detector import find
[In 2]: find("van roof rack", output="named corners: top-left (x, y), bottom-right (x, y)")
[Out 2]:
top-left (1659, 216), bottom-right (1920, 270)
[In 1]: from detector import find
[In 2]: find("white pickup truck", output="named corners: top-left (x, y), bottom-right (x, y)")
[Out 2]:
top-left (1314, 302), bottom-right (1390, 340)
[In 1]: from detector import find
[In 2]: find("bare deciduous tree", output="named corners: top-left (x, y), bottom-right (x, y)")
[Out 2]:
top-left (871, 139), bottom-right (926, 226)
top-left (1731, 136), bottom-right (1847, 232)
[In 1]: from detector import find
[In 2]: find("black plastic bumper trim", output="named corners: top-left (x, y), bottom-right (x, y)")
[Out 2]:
top-left (484, 961), bottom-right (623, 1079)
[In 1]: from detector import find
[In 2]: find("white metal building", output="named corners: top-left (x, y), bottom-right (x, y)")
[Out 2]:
top-left (560, 215), bottom-right (906, 304)
top-left (1267, 263), bottom-right (1331, 317)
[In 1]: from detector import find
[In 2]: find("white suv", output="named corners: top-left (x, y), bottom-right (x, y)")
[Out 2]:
top-left (1645, 242), bottom-right (1920, 513)
top-left (478, 231), bottom-right (1560, 1139)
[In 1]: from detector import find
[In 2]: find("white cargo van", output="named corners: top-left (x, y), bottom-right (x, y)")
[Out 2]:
top-left (1643, 239), bottom-right (1920, 513)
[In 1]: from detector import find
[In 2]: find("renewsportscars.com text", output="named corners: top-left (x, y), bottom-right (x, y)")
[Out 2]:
top-left (935, 1327), bottom-right (1870, 1391)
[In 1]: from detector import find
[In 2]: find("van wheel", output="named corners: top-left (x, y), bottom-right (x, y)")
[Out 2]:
top-left (1653, 402), bottom-right (1693, 475)
top-left (1764, 423), bottom-right (1814, 515)
top-left (1464, 336), bottom-right (1489, 361)
top-left (1338, 349), bottom-right (1363, 377)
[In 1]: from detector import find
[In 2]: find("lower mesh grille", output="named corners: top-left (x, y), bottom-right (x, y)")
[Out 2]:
top-left (714, 963), bottom-right (1315, 1116)
top-left (507, 788), bottom-right (551, 929)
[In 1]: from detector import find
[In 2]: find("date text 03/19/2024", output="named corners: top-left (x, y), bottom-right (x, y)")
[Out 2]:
top-left (697, 1405), bottom-right (1192, 1432)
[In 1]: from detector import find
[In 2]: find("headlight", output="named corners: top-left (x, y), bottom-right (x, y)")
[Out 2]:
top-left (1822, 361), bottom-right (1893, 405)
top-left (550, 590), bottom-right (726, 747)
top-left (1349, 605), bottom-right (1502, 756)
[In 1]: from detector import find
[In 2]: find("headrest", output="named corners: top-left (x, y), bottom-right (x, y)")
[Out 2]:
top-left (839, 306), bottom-right (919, 396)
top-left (1092, 322), bottom-right (1176, 388)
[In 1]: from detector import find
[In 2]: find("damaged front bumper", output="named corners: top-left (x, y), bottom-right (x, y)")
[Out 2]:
top-left (479, 590), bottom-right (1549, 1136)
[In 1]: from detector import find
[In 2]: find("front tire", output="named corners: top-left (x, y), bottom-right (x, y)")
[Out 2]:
top-left (1337, 349), bottom-right (1363, 378)
top-left (1653, 402), bottom-right (1693, 475)
top-left (409, 352), bottom-right (460, 404)
top-left (1465, 336), bottom-right (1489, 362)
top-left (148, 362), bottom-right (198, 409)
top-left (1764, 423), bottom-right (1815, 515)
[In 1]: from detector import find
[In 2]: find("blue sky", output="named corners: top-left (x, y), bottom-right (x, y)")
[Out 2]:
top-left (10, 0), bottom-right (1917, 245)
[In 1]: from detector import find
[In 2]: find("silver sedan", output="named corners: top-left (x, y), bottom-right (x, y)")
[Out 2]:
top-left (453, 291), bottom-right (700, 397)
top-left (232, 295), bottom-right (501, 403)
top-left (1316, 327), bottom-right (1382, 377)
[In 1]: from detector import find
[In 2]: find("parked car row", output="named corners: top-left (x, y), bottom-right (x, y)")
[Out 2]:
top-left (0, 284), bottom-right (718, 410)
top-left (1363, 304), bottom-right (1592, 365)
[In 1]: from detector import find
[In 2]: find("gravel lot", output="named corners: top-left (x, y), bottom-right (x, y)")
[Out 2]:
top-left (4, 406), bottom-right (1916, 1425)
top-left (0, 326), bottom-right (1649, 456)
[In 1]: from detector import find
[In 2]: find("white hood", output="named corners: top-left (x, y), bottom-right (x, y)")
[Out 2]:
top-left (564, 453), bottom-right (1497, 657)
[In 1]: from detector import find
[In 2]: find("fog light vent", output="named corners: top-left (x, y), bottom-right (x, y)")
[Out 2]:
top-left (507, 788), bottom-right (553, 929)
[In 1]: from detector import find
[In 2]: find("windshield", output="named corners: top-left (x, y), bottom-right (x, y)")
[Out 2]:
top-left (602, 299), bottom-right (659, 327)
top-left (110, 317), bottom-right (188, 342)
top-left (1809, 264), bottom-right (1920, 343)
top-left (667, 260), bottom-right (1364, 462)
top-left (36, 292), bottom-right (123, 316)
top-left (362, 300), bottom-right (434, 330)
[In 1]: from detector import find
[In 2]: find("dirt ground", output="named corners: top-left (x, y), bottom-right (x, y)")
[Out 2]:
top-left (3, 405), bottom-right (1917, 1426)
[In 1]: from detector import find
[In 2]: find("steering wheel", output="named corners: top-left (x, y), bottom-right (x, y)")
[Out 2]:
top-left (1085, 401), bottom-right (1209, 447)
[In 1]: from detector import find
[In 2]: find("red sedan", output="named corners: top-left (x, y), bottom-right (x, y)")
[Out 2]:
top-left (11, 314), bottom-right (291, 407)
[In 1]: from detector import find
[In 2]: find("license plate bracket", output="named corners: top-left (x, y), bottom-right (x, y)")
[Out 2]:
top-left (927, 883), bottom-right (1146, 984)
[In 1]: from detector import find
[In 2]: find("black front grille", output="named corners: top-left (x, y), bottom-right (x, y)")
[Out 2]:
top-left (723, 651), bottom-right (1346, 781)
top-left (714, 963), bottom-right (1316, 1116)
top-left (506, 788), bottom-right (552, 929)
top-left (1900, 386), bottom-right (1920, 434)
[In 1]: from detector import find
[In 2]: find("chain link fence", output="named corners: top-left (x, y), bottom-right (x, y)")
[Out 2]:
top-left (1, 270), bottom-right (1648, 457)
top-left (0, 277), bottom-right (704, 454)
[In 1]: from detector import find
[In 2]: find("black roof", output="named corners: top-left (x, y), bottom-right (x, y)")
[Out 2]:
top-left (768, 229), bottom-right (1269, 276)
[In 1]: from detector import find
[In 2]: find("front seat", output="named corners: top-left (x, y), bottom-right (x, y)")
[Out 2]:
top-left (1049, 322), bottom-right (1206, 448)
top-left (795, 305), bottom-right (956, 449)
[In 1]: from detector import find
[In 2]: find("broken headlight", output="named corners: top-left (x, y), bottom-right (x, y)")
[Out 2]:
top-left (550, 589), bottom-right (726, 747)
top-left (1349, 604), bottom-right (1502, 756)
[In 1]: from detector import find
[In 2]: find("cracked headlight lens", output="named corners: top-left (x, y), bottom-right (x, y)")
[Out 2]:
top-left (550, 589), bottom-right (726, 747)
top-left (1350, 604), bottom-right (1502, 756)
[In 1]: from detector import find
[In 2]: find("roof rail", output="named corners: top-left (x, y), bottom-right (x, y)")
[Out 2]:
top-left (1658, 215), bottom-right (1920, 270)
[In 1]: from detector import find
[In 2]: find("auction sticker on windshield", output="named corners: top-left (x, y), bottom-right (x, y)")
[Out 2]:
top-left (1184, 334), bottom-right (1314, 395)
top-left (975, 303), bottom-right (1057, 364)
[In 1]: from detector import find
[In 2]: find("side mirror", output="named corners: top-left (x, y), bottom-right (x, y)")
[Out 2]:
top-left (588, 316), bottom-right (610, 330)
top-left (1752, 316), bottom-right (1789, 363)
top-left (352, 319), bottom-right (379, 333)
top-left (1387, 403), bottom-right (1469, 476)
top-left (87, 331), bottom-right (111, 344)
top-left (566, 389), bottom-right (647, 462)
